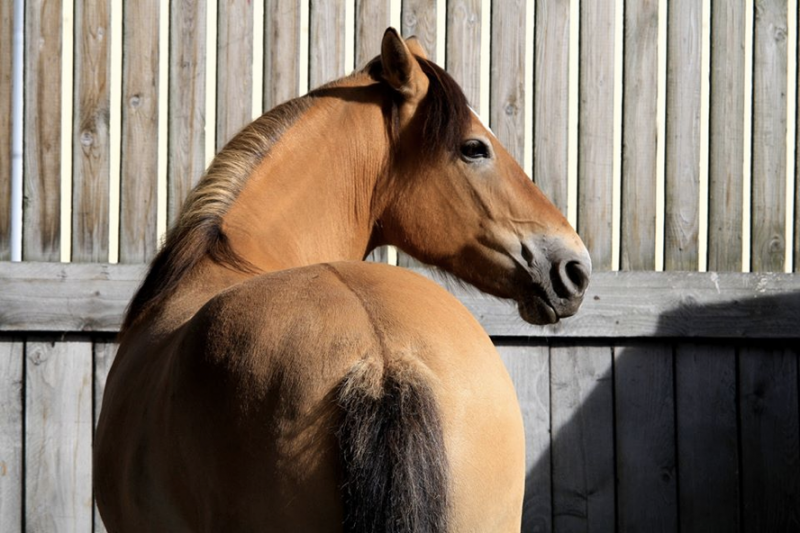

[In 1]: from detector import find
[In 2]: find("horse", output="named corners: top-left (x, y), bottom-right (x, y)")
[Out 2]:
top-left (94, 28), bottom-right (591, 532)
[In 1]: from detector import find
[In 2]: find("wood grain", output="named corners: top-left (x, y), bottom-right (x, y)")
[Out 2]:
top-left (264, 0), bottom-right (302, 110)
top-left (24, 0), bottom-right (62, 261)
top-left (25, 336), bottom-right (93, 533)
top-left (73, 0), bottom-right (111, 262)
top-left (751, 0), bottom-right (787, 272)
top-left (0, 337), bottom-right (23, 533)
top-left (614, 342), bottom-right (677, 533)
top-left (534, 0), bottom-right (571, 213)
top-left (309, 0), bottom-right (346, 89)
top-left (355, 0), bottom-right (391, 69)
top-left (578, 0), bottom-right (617, 270)
top-left (708, 1), bottom-right (745, 271)
top-left (550, 343), bottom-right (615, 531)
top-left (675, 344), bottom-right (740, 532)
top-left (401, 0), bottom-right (437, 62)
top-left (497, 342), bottom-right (552, 533)
top-left (446, 0), bottom-right (481, 109)
top-left (491, 0), bottom-right (526, 164)
top-left (0, 0), bottom-right (12, 260)
top-left (739, 345), bottom-right (800, 531)
top-left (168, 0), bottom-right (206, 224)
top-left (621, 0), bottom-right (659, 270)
top-left (664, 0), bottom-right (702, 271)
top-left (119, 0), bottom-right (160, 263)
top-left (93, 339), bottom-right (117, 533)
top-left (216, 0), bottom-right (254, 149)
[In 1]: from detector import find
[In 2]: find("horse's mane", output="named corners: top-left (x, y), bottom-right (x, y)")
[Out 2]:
top-left (121, 55), bottom-right (471, 334)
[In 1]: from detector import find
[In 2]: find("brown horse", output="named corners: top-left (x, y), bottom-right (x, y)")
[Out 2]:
top-left (95, 29), bottom-right (590, 532)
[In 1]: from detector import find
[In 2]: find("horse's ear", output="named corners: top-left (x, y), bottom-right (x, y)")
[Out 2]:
top-left (381, 28), bottom-right (429, 103)
top-left (405, 36), bottom-right (429, 60)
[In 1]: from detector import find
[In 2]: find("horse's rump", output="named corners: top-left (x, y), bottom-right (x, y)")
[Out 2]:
top-left (337, 357), bottom-right (449, 533)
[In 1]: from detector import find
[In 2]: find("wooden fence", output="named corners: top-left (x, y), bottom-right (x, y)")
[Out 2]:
top-left (1, 0), bottom-right (799, 531)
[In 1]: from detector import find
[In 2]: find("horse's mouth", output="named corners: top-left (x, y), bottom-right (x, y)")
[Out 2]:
top-left (517, 295), bottom-right (558, 325)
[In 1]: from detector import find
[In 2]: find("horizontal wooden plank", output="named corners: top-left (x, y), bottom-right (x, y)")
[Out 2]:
top-left (0, 262), bottom-right (799, 338)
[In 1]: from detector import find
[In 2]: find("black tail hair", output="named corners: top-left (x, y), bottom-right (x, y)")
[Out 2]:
top-left (336, 360), bottom-right (449, 533)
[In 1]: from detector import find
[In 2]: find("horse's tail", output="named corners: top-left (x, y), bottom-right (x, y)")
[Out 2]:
top-left (336, 358), bottom-right (449, 533)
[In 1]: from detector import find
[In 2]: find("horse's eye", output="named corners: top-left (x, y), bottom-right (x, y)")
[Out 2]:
top-left (460, 139), bottom-right (491, 161)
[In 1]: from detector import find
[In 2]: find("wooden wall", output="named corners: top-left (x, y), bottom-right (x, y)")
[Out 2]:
top-left (0, 0), bottom-right (799, 531)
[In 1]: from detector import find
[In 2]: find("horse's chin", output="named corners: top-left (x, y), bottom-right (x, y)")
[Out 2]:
top-left (517, 296), bottom-right (559, 325)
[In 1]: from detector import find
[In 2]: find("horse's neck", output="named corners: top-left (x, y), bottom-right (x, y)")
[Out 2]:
top-left (221, 98), bottom-right (386, 272)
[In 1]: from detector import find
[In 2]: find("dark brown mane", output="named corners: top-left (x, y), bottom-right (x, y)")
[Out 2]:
top-left (121, 98), bottom-right (312, 333)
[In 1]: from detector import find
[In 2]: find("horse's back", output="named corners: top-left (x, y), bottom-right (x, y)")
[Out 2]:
top-left (96, 262), bottom-right (524, 532)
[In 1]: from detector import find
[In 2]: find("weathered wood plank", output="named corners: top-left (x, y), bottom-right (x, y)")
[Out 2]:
top-left (119, 0), bottom-right (160, 263)
top-left (25, 336), bottom-right (93, 533)
top-left (578, 0), bottom-right (617, 270)
top-left (614, 342), bottom-right (677, 533)
top-left (708, 0), bottom-right (745, 271)
top-left (621, 0), bottom-right (659, 270)
top-left (491, 0), bottom-right (526, 164)
top-left (445, 0), bottom-right (481, 108)
top-left (264, 0), bottom-right (302, 110)
top-left (664, 0), bottom-right (702, 271)
top-left (534, 0), bottom-right (571, 213)
top-left (550, 343), bottom-right (615, 531)
top-left (309, 0), bottom-right (346, 89)
top-left (0, 337), bottom-right (23, 533)
top-left (24, 0), bottom-right (62, 261)
top-left (0, 0), bottom-right (12, 260)
top-left (2, 263), bottom-right (800, 338)
top-left (355, 0), bottom-right (390, 69)
top-left (751, 0), bottom-right (787, 272)
top-left (168, 0), bottom-right (206, 224)
top-left (93, 339), bottom-right (117, 533)
top-left (216, 0), bottom-right (253, 149)
top-left (739, 345), bottom-right (800, 531)
top-left (675, 343), bottom-right (740, 532)
top-left (73, 0), bottom-right (111, 262)
top-left (497, 342), bottom-right (551, 533)
top-left (401, 0), bottom-right (437, 62)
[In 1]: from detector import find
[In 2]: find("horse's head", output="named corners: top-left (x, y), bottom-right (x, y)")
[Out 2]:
top-left (374, 29), bottom-right (591, 325)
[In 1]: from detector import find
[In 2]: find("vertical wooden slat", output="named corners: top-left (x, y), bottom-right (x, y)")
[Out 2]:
top-left (751, 0), bottom-right (787, 272)
top-left (551, 343), bottom-right (615, 531)
top-left (309, 0), bottom-right (346, 89)
top-left (168, 0), bottom-right (206, 224)
top-left (93, 340), bottom-right (117, 533)
top-left (25, 337), bottom-right (93, 533)
top-left (264, 0), bottom-right (302, 110)
top-left (739, 346), bottom-right (800, 531)
top-left (355, 0), bottom-right (390, 68)
top-left (664, 0), bottom-right (702, 271)
top-left (497, 343), bottom-right (552, 533)
top-left (401, 0), bottom-right (437, 62)
top-left (621, 0), bottom-right (660, 271)
top-left (72, 0), bottom-right (111, 262)
top-left (577, 0), bottom-right (617, 270)
top-left (119, 0), bottom-right (159, 263)
top-left (675, 344), bottom-right (740, 531)
top-left (490, 0), bottom-right (526, 164)
top-left (0, 0), bottom-right (12, 260)
top-left (615, 343), bottom-right (677, 532)
top-left (708, 1), bottom-right (745, 272)
top-left (446, 0), bottom-right (481, 108)
top-left (533, 0), bottom-right (570, 214)
top-left (216, 0), bottom-right (254, 149)
top-left (0, 337), bottom-right (23, 533)
top-left (24, 0), bottom-right (63, 261)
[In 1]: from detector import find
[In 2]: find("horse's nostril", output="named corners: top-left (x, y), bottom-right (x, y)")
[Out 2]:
top-left (559, 259), bottom-right (590, 297)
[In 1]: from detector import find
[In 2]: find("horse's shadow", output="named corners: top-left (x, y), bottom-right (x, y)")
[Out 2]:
top-left (504, 289), bottom-right (800, 532)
